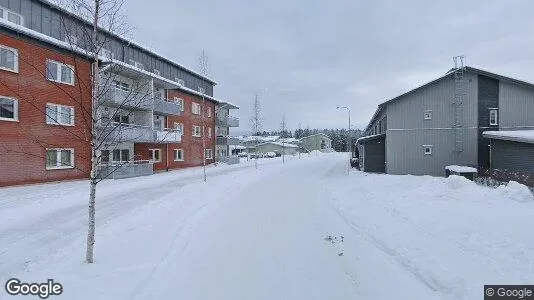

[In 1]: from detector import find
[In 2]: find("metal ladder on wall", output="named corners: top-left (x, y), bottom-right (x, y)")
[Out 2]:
top-left (453, 56), bottom-right (466, 152)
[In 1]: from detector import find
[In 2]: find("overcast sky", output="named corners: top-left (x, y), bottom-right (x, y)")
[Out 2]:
top-left (122, 0), bottom-right (534, 134)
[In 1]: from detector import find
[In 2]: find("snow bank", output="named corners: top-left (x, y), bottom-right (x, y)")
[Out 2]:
top-left (309, 150), bottom-right (323, 155)
top-left (326, 172), bottom-right (534, 299)
top-left (497, 181), bottom-right (534, 203)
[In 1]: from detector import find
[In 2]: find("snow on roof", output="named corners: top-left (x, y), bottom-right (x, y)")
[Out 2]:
top-left (257, 142), bottom-right (299, 148)
top-left (299, 133), bottom-right (331, 141)
top-left (229, 145), bottom-right (247, 150)
top-left (445, 165), bottom-right (478, 173)
top-left (483, 130), bottom-right (534, 144)
top-left (356, 133), bottom-right (385, 143)
top-left (278, 138), bottom-right (300, 143)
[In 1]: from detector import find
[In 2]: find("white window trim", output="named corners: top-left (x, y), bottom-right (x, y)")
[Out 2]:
top-left (423, 110), bottom-right (432, 120)
top-left (192, 102), bottom-right (201, 115)
top-left (208, 127), bottom-right (212, 138)
top-left (46, 103), bottom-right (75, 126)
top-left (423, 145), bottom-right (433, 155)
top-left (0, 96), bottom-right (19, 122)
top-left (205, 148), bottom-right (213, 160)
top-left (46, 59), bottom-right (75, 86)
top-left (198, 86), bottom-right (206, 94)
top-left (175, 78), bottom-right (185, 86)
top-left (174, 149), bottom-right (184, 161)
top-left (129, 59), bottom-right (144, 70)
top-left (153, 69), bottom-right (160, 76)
top-left (489, 108), bottom-right (498, 126)
top-left (173, 97), bottom-right (184, 111)
top-left (46, 148), bottom-right (75, 170)
top-left (206, 107), bottom-right (212, 118)
top-left (192, 125), bottom-right (202, 137)
top-left (111, 149), bottom-right (130, 163)
top-left (0, 44), bottom-right (19, 73)
top-left (149, 149), bottom-right (162, 163)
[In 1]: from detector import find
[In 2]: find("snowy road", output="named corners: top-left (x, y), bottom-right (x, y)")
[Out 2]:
top-left (1, 153), bottom-right (532, 299)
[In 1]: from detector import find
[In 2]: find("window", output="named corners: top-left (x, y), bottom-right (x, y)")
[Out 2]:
top-left (204, 149), bottom-right (213, 159)
top-left (424, 110), bottom-right (432, 120)
top-left (0, 44), bottom-right (18, 73)
top-left (192, 125), bottom-right (202, 137)
top-left (112, 80), bottom-right (130, 92)
top-left (46, 148), bottom-right (74, 169)
top-left (423, 145), bottom-right (433, 155)
top-left (112, 149), bottom-right (130, 162)
top-left (153, 117), bottom-right (163, 131)
top-left (149, 149), bottom-right (161, 162)
top-left (192, 102), bottom-right (201, 115)
top-left (0, 7), bottom-right (23, 25)
top-left (153, 69), bottom-right (160, 76)
top-left (174, 122), bottom-right (184, 133)
top-left (489, 109), bottom-right (498, 126)
top-left (175, 78), bottom-right (185, 86)
top-left (46, 103), bottom-right (75, 126)
top-left (113, 114), bottom-right (129, 124)
top-left (0, 96), bottom-right (18, 121)
top-left (100, 150), bottom-right (110, 164)
top-left (206, 107), bottom-right (212, 118)
top-left (208, 127), bottom-right (212, 138)
top-left (46, 60), bottom-right (75, 85)
top-left (174, 149), bottom-right (184, 161)
top-left (129, 60), bottom-right (144, 70)
top-left (198, 87), bottom-right (205, 94)
top-left (173, 97), bottom-right (184, 111)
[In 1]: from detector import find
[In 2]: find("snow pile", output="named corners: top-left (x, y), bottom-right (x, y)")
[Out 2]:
top-left (496, 181), bottom-right (534, 203)
top-left (309, 150), bottom-right (323, 155)
top-left (326, 171), bottom-right (534, 299)
top-left (446, 175), bottom-right (473, 189)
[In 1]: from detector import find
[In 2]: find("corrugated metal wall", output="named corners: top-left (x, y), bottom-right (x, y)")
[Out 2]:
top-left (385, 72), bottom-right (479, 176)
top-left (491, 139), bottom-right (534, 174)
top-left (477, 75), bottom-right (499, 168)
top-left (499, 80), bottom-right (534, 129)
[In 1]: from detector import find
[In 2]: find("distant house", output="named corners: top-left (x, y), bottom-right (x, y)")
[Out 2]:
top-left (358, 66), bottom-right (534, 176)
top-left (278, 137), bottom-right (300, 145)
top-left (299, 133), bottom-right (333, 152)
top-left (253, 142), bottom-right (299, 155)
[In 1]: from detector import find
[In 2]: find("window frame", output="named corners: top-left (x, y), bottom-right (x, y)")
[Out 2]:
top-left (174, 122), bottom-right (184, 134)
top-left (175, 78), bottom-right (185, 86)
top-left (174, 149), bottom-right (184, 161)
top-left (0, 44), bottom-right (19, 73)
top-left (423, 110), bottom-right (432, 120)
top-left (111, 149), bottom-right (130, 163)
top-left (204, 148), bottom-right (213, 160)
top-left (423, 145), bottom-right (433, 155)
top-left (46, 103), bottom-right (75, 126)
top-left (173, 97), bottom-right (184, 111)
top-left (46, 59), bottom-right (75, 86)
top-left (153, 69), bottom-right (160, 76)
top-left (45, 148), bottom-right (75, 170)
top-left (0, 96), bottom-right (19, 122)
top-left (198, 86), bottom-right (206, 94)
top-left (192, 125), bottom-right (202, 137)
top-left (489, 108), bottom-right (498, 126)
top-left (129, 59), bottom-right (144, 70)
top-left (0, 7), bottom-right (24, 25)
top-left (192, 102), bottom-right (201, 115)
top-left (206, 107), bottom-right (212, 118)
top-left (149, 149), bottom-right (162, 163)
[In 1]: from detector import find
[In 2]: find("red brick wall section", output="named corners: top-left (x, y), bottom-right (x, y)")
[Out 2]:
top-left (0, 33), bottom-right (92, 187)
top-left (134, 90), bottom-right (216, 171)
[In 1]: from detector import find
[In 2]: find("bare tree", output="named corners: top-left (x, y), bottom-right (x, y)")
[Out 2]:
top-left (198, 50), bottom-right (209, 182)
top-left (280, 115), bottom-right (287, 164)
top-left (250, 94), bottom-right (262, 169)
top-left (0, 0), bottom-right (177, 263)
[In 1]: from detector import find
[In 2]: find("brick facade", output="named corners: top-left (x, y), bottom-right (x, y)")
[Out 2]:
top-left (0, 33), bottom-right (92, 187)
top-left (135, 90), bottom-right (217, 171)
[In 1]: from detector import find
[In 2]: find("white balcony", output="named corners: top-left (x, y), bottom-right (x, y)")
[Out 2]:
top-left (97, 123), bottom-right (182, 144)
top-left (216, 115), bottom-right (240, 127)
top-left (99, 86), bottom-right (152, 110)
top-left (154, 95), bottom-right (182, 116)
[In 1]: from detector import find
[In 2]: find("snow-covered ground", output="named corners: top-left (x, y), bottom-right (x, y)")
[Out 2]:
top-left (1, 152), bottom-right (533, 299)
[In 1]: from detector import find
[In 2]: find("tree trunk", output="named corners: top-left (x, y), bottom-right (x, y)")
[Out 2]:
top-left (86, 175), bottom-right (97, 263)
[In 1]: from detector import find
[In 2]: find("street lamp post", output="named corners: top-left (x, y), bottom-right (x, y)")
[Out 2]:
top-left (336, 106), bottom-right (351, 175)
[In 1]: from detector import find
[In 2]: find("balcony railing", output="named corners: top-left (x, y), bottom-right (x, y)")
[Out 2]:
top-left (216, 115), bottom-right (239, 127)
top-left (216, 136), bottom-right (228, 145)
top-left (154, 95), bottom-right (182, 116)
top-left (97, 123), bottom-right (183, 144)
top-left (96, 160), bottom-right (154, 179)
top-left (99, 86), bottom-right (152, 110)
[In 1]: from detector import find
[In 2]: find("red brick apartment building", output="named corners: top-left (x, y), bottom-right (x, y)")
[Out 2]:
top-left (0, 0), bottom-right (238, 187)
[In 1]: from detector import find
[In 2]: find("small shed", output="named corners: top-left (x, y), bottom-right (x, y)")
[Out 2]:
top-left (445, 165), bottom-right (478, 181)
